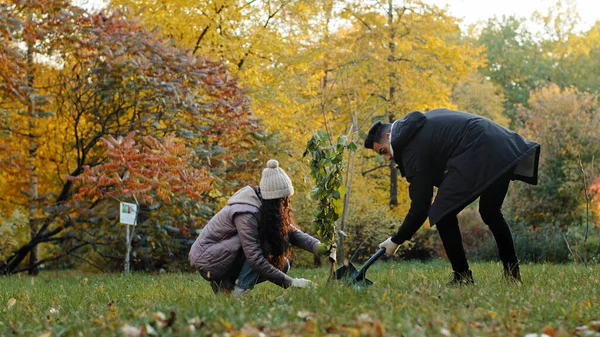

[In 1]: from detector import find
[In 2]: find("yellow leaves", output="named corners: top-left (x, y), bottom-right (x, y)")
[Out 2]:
top-left (380, 290), bottom-right (388, 302)
top-left (37, 332), bottom-right (52, 337)
top-left (221, 319), bottom-right (233, 331)
top-left (349, 313), bottom-right (385, 337)
top-left (579, 299), bottom-right (594, 309)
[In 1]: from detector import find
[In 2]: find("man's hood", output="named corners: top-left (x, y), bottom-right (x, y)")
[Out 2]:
top-left (390, 111), bottom-right (426, 154)
top-left (226, 186), bottom-right (262, 209)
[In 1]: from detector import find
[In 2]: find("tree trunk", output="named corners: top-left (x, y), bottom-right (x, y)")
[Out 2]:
top-left (387, 0), bottom-right (398, 207)
top-left (26, 21), bottom-right (40, 275)
top-left (124, 224), bottom-right (131, 274)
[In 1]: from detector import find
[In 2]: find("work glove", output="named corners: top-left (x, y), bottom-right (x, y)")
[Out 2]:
top-left (379, 237), bottom-right (400, 257)
top-left (317, 242), bottom-right (337, 256)
top-left (290, 278), bottom-right (317, 289)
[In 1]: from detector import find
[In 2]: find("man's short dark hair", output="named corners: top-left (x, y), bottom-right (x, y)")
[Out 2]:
top-left (364, 121), bottom-right (392, 149)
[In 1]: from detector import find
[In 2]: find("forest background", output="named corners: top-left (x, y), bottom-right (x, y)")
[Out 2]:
top-left (1, 0), bottom-right (600, 276)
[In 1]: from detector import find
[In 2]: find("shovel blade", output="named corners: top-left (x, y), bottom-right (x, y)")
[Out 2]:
top-left (335, 263), bottom-right (374, 287)
top-left (351, 278), bottom-right (374, 287)
top-left (346, 270), bottom-right (374, 287)
top-left (335, 263), bottom-right (358, 280)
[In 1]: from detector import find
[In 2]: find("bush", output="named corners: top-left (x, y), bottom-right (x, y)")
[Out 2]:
top-left (425, 205), bottom-right (600, 264)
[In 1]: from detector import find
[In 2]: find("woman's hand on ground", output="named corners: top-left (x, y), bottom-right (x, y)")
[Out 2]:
top-left (291, 278), bottom-right (317, 289)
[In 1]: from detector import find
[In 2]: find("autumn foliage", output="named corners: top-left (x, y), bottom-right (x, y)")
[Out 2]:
top-left (2, 0), bottom-right (600, 273)
top-left (71, 132), bottom-right (213, 205)
top-left (0, 0), bottom-right (262, 274)
top-left (591, 178), bottom-right (600, 227)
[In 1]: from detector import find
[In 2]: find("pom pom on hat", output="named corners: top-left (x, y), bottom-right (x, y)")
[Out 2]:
top-left (260, 159), bottom-right (294, 200)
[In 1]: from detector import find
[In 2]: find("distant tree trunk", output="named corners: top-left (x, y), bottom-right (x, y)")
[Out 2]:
top-left (340, 116), bottom-right (358, 262)
top-left (387, 0), bottom-right (398, 207)
top-left (26, 22), bottom-right (40, 275)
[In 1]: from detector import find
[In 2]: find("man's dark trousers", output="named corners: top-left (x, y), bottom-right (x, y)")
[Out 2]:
top-left (436, 171), bottom-right (518, 273)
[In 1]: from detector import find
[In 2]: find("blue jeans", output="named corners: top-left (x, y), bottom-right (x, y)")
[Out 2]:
top-left (236, 257), bottom-right (290, 290)
top-left (202, 251), bottom-right (290, 293)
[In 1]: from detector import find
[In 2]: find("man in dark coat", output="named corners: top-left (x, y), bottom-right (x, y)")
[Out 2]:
top-left (364, 108), bottom-right (540, 284)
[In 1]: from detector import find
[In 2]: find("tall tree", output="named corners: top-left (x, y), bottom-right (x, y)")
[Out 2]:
top-left (507, 85), bottom-right (600, 230)
top-left (477, 15), bottom-right (542, 125)
top-left (339, 0), bottom-right (484, 206)
top-left (452, 72), bottom-right (509, 126)
top-left (0, 0), bottom-right (85, 274)
top-left (0, 2), bottom-right (260, 274)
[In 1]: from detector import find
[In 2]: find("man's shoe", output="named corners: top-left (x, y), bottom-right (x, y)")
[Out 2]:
top-left (446, 270), bottom-right (475, 286)
top-left (503, 262), bottom-right (521, 283)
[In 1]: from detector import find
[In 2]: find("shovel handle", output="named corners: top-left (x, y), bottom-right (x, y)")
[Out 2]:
top-left (360, 247), bottom-right (386, 272)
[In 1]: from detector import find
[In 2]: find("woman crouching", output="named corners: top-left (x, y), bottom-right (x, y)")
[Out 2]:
top-left (189, 159), bottom-right (331, 297)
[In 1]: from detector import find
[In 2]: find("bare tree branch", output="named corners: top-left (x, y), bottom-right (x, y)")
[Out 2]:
top-left (361, 164), bottom-right (388, 176)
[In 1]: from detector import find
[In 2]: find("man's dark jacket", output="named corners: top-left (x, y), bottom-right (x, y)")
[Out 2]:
top-left (390, 108), bottom-right (540, 244)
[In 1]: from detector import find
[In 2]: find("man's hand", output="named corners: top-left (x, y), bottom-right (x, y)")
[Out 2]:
top-left (317, 242), bottom-right (337, 256)
top-left (291, 278), bottom-right (317, 289)
top-left (379, 237), bottom-right (400, 257)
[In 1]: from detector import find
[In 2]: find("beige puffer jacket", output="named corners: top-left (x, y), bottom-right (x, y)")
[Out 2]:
top-left (189, 186), bottom-right (319, 287)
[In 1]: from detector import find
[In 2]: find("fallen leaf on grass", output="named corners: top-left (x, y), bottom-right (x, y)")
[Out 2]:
top-left (542, 325), bottom-right (560, 337)
top-left (142, 324), bottom-right (158, 336)
top-left (151, 312), bottom-right (166, 328)
top-left (352, 314), bottom-right (385, 337)
top-left (150, 311), bottom-right (176, 329)
top-left (187, 316), bottom-right (205, 329)
top-left (573, 324), bottom-right (600, 337)
top-left (356, 313), bottom-right (373, 324)
top-left (7, 298), bottom-right (16, 310)
top-left (296, 310), bottom-right (313, 321)
top-left (183, 324), bottom-right (196, 333)
top-left (240, 323), bottom-right (267, 337)
top-left (302, 320), bottom-right (317, 334)
top-left (120, 324), bottom-right (142, 337)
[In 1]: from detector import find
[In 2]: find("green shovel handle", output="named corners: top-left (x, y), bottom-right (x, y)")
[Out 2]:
top-left (360, 247), bottom-right (386, 272)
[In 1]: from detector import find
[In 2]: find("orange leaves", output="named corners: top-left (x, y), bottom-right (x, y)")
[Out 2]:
top-left (71, 132), bottom-right (212, 205)
top-left (591, 177), bottom-right (600, 227)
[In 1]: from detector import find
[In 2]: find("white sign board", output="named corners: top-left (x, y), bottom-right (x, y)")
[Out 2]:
top-left (120, 202), bottom-right (138, 225)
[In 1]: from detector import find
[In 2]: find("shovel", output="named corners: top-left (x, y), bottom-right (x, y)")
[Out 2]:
top-left (336, 247), bottom-right (386, 287)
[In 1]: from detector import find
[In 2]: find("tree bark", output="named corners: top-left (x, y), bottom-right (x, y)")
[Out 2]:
top-left (26, 19), bottom-right (40, 275)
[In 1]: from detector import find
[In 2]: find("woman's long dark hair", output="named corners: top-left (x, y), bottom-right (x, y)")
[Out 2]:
top-left (258, 196), bottom-right (292, 270)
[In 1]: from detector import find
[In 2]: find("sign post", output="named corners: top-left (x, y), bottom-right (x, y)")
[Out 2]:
top-left (120, 202), bottom-right (138, 275)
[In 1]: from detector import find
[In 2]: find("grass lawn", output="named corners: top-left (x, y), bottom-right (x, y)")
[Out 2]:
top-left (1, 261), bottom-right (599, 336)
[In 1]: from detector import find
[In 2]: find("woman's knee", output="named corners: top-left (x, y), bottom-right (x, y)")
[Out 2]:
top-left (282, 258), bottom-right (290, 274)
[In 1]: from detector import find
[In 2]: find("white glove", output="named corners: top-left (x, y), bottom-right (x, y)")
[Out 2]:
top-left (379, 237), bottom-right (400, 257)
top-left (290, 278), bottom-right (317, 289)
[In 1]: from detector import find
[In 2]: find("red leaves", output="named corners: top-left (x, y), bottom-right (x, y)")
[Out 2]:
top-left (71, 132), bottom-right (212, 205)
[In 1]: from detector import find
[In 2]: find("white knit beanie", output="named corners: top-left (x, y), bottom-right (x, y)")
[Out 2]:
top-left (259, 159), bottom-right (294, 200)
